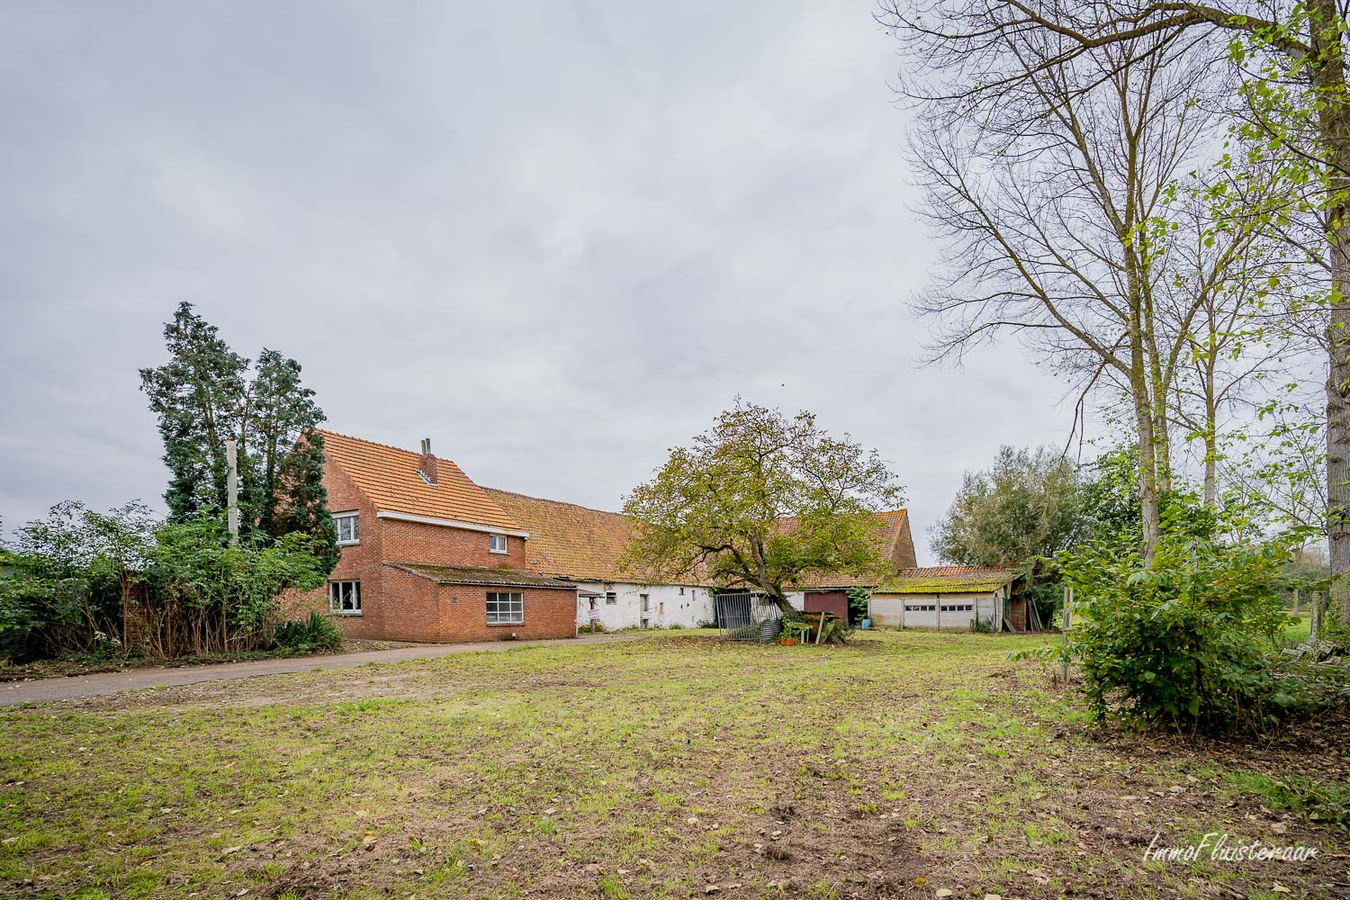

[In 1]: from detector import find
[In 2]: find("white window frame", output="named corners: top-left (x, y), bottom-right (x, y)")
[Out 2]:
top-left (605, 592), bottom-right (617, 605)
top-left (486, 591), bottom-right (524, 625)
top-left (329, 580), bottom-right (361, 615)
top-left (489, 533), bottom-right (509, 555)
top-left (334, 512), bottom-right (360, 546)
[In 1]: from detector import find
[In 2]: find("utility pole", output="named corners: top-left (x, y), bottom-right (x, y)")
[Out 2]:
top-left (225, 438), bottom-right (239, 546)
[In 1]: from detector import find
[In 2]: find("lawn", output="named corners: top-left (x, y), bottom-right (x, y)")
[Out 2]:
top-left (1, 630), bottom-right (1346, 899)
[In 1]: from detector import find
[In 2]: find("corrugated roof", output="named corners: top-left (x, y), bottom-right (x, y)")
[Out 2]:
top-left (877, 566), bottom-right (1014, 594)
top-left (388, 563), bottom-right (577, 589)
top-left (483, 488), bottom-right (643, 582)
top-left (319, 430), bottom-right (521, 532)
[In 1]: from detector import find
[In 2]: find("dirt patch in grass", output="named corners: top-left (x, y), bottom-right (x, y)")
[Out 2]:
top-left (1, 631), bottom-right (1346, 898)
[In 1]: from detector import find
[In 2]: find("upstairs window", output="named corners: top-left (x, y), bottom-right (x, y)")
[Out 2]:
top-left (334, 512), bottom-right (359, 546)
top-left (489, 533), bottom-right (509, 554)
top-left (330, 580), bottom-right (361, 615)
top-left (486, 591), bottom-right (523, 624)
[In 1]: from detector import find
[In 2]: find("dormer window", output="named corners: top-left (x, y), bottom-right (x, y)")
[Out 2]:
top-left (489, 533), bottom-right (508, 554)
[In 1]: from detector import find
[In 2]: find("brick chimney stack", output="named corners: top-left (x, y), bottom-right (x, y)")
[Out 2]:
top-left (418, 438), bottom-right (438, 486)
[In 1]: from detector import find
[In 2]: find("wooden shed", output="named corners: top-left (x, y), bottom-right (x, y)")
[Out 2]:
top-left (869, 566), bottom-right (1022, 632)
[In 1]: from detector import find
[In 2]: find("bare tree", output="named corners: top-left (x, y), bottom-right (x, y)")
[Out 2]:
top-left (903, 24), bottom-right (1220, 558)
top-left (879, 0), bottom-right (1350, 645)
top-left (1159, 174), bottom-right (1303, 507)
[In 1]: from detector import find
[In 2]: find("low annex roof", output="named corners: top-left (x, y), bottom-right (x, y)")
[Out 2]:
top-left (319, 430), bottom-right (522, 533)
top-left (877, 566), bottom-right (1015, 595)
top-left (387, 563), bottom-right (577, 590)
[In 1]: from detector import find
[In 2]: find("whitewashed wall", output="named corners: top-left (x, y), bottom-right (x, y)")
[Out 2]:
top-left (868, 592), bottom-right (1001, 630)
top-left (575, 582), bottom-right (716, 630)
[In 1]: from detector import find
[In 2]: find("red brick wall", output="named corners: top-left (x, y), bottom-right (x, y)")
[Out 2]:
top-left (891, 519), bottom-right (918, 570)
top-left (283, 455), bottom-right (561, 643)
top-left (285, 457), bottom-right (389, 638)
top-left (381, 518), bottom-right (526, 569)
top-left (366, 567), bottom-right (574, 642)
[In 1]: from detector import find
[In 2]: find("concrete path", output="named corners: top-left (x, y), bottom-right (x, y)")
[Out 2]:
top-left (1, 634), bottom-right (638, 707)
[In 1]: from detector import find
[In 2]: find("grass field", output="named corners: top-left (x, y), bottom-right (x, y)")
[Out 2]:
top-left (2, 630), bottom-right (1346, 899)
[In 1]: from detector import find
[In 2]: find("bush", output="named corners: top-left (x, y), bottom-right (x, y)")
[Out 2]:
top-left (271, 612), bottom-right (343, 653)
top-left (846, 586), bottom-right (870, 625)
top-left (1058, 522), bottom-right (1317, 734)
top-left (1, 502), bottom-right (331, 662)
top-left (970, 613), bottom-right (998, 634)
top-left (142, 518), bottom-right (329, 656)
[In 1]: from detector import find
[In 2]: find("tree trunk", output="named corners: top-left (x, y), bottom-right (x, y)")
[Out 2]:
top-left (1310, 589), bottom-right (1323, 645)
top-left (1312, 0), bottom-right (1350, 630)
top-left (1203, 399), bottom-right (1218, 510)
top-left (1131, 327), bottom-right (1162, 562)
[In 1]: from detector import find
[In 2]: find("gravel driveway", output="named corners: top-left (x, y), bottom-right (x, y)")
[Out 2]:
top-left (1, 633), bottom-right (637, 706)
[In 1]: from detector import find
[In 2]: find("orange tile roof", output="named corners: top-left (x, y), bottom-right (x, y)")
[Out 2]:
top-left (483, 488), bottom-right (645, 582)
top-left (319, 430), bottom-right (521, 532)
top-left (790, 510), bottom-right (914, 589)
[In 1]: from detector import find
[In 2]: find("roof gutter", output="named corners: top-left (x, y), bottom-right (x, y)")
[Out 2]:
top-left (375, 510), bottom-right (530, 540)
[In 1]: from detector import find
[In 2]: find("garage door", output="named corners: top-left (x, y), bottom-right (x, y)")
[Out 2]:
top-left (868, 594), bottom-right (905, 627)
top-left (870, 594), bottom-right (992, 629)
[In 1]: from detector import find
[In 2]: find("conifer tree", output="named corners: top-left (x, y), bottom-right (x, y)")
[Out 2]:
top-left (140, 303), bottom-right (338, 571)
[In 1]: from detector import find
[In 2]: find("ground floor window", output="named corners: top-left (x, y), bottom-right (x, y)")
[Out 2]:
top-left (486, 591), bottom-right (524, 624)
top-left (330, 580), bottom-right (361, 615)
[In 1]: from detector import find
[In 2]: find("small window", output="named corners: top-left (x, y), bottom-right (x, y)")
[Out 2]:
top-left (334, 512), bottom-right (359, 546)
top-left (489, 533), bottom-right (508, 554)
top-left (486, 591), bottom-right (523, 624)
top-left (329, 580), bottom-right (361, 615)
top-left (605, 591), bottom-right (617, 605)
top-left (679, 587), bottom-right (685, 595)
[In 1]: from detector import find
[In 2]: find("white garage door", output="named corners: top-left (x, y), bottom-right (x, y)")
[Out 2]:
top-left (870, 594), bottom-right (985, 629)
top-left (868, 594), bottom-right (906, 627)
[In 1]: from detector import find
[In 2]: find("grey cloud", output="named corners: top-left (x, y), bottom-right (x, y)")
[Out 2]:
top-left (0, 0), bottom-right (1077, 561)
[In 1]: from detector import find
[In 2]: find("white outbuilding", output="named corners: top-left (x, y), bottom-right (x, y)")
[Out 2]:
top-left (485, 488), bottom-right (716, 630)
top-left (868, 566), bottom-right (1022, 631)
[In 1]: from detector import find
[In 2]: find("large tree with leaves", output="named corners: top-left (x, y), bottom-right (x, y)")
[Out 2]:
top-left (934, 446), bottom-right (1087, 568)
top-left (139, 303), bottom-right (339, 571)
top-left (621, 402), bottom-right (904, 612)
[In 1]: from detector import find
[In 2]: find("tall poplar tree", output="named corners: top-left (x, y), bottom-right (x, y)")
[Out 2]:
top-left (140, 303), bottom-right (339, 571)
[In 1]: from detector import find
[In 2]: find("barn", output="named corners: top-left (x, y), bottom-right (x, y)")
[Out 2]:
top-left (868, 566), bottom-right (1023, 632)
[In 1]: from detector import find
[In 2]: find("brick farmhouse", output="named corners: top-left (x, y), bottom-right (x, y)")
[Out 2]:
top-left (286, 432), bottom-right (580, 642)
top-left (288, 430), bottom-right (1028, 642)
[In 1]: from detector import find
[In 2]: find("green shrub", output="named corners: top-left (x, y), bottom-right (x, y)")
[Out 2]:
top-left (969, 613), bottom-right (998, 634)
top-left (271, 612), bottom-right (343, 653)
top-left (846, 586), bottom-right (870, 625)
top-left (1058, 520), bottom-right (1313, 734)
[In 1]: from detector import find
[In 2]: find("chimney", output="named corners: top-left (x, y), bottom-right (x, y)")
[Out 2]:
top-left (418, 438), bottom-right (438, 486)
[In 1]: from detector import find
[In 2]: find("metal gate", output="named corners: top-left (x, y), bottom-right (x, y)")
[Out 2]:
top-left (715, 592), bottom-right (782, 641)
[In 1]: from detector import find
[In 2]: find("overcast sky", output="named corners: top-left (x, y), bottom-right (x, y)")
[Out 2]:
top-left (0, 1), bottom-right (1077, 565)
